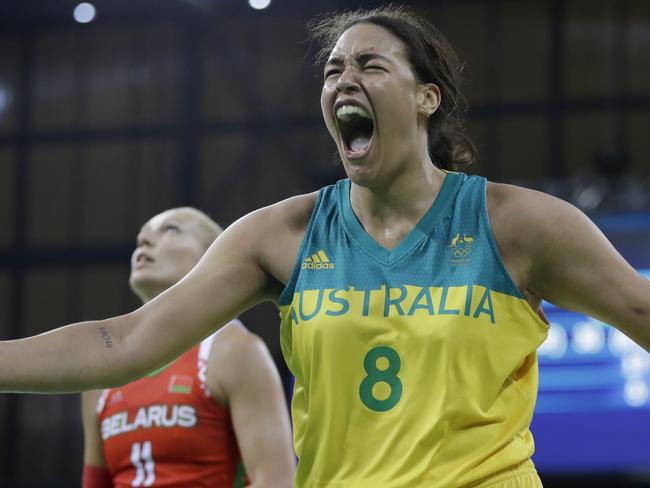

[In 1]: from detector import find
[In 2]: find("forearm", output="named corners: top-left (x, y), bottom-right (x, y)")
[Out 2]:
top-left (0, 215), bottom-right (273, 394)
top-left (0, 315), bottom-right (139, 393)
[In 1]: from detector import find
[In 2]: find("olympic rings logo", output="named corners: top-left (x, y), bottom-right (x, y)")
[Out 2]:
top-left (449, 233), bottom-right (474, 260)
top-left (450, 247), bottom-right (471, 258)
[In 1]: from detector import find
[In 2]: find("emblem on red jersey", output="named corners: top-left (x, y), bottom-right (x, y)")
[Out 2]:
top-left (168, 375), bottom-right (193, 394)
top-left (108, 390), bottom-right (124, 406)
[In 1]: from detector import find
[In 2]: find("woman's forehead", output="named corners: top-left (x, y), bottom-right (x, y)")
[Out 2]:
top-left (329, 22), bottom-right (407, 61)
top-left (140, 209), bottom-right (188, 233)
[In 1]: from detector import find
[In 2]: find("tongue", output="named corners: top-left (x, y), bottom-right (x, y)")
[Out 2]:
top-left (350, 136), bottom-right (371, 153)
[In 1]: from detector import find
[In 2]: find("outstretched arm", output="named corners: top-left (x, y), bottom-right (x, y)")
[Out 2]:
top-left (492, 184), bottom-right (650, 350)
top-left (0, 208), bottom-right (279, 393)
top-left (209, 326), bottom-right (295, 487)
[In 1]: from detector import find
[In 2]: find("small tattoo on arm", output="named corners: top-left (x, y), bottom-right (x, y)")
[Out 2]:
top-left (98, 326), bottom-right (114, 349)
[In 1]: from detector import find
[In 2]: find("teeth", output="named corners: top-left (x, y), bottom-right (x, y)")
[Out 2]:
top-left (336, 105), bottom-right (371, 121)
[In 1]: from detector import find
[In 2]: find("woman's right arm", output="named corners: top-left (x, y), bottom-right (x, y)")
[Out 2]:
top-left (0, 206), bottom-right (282, 393)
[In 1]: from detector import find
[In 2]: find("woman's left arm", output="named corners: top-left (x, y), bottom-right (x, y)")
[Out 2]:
top-left (503, 185), bottom-right (650, 350)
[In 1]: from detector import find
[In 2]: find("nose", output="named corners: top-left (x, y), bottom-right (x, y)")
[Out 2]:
top-left (336, 66), bottom-right (361, 94)
top-left (138, 231), bottom-right (156, 248)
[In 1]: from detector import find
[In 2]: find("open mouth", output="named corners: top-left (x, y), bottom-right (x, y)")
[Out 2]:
top-left (134, 253), bottom-right (154, 268)
top-left (336, 105), bottom-right (374, 158)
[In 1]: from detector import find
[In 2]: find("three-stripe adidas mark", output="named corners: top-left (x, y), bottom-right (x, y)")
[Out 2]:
top-left (301, 250), bottom-right (335, 270)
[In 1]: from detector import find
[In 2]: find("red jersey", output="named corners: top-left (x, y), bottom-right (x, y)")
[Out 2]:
top-left (96, 324), bottom-right (246, 487)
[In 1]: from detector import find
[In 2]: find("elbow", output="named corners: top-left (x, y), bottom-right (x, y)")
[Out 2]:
top-left (96, 313), bottom-right (152, 388)
top-left (110, 347), bottom-right (154, 388)
top-left (631, 304), bottom-right (650, 320)
top-left (634, 307), bottom-right (650, 354)
top-left (613, 304), bottom-right (650, 355)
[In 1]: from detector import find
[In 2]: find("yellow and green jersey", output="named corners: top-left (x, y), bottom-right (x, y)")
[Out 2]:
top-left (278, 172), bottom-right (549, 487)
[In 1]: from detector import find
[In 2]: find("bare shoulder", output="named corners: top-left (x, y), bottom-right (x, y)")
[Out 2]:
top-left (486, 181), bottom-right (560, 221)
top-left (208, 191), bottom-right (318, 296)
top-left (225, 191), bottom-right (317, 243)
top-left (262, 192), bottom-right (319, 232)
top-left (486, 181), bottom-right (590, 243)
top-left (485, 182), bottom-right (547, 255)
top-left (82, 389), bottom-right (103, 408)
top-left (208, 320), bottom-right (268, 361)
top-left (485, 181), bottom-right (590, 293)
top-left (486, 180), bottom-right (616, 300)
top-left (252, 192), bottom-right (319, 286)
top-left (206, 321), bottom-right (276, 402)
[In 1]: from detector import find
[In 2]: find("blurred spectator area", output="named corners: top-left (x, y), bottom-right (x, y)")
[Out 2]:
top-left (0, 0), bottom-right (648, 486)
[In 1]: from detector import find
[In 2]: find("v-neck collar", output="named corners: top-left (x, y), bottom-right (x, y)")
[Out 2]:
top-left (340, 172), bottom-right (461, 266)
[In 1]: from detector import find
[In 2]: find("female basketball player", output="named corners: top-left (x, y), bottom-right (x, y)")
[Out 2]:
top-left (2, 6), bottom-right (648, 487)
top-left (81, 208), bottom-right (294, 487)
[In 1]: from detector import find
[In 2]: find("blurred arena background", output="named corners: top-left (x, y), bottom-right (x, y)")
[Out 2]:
top-left (0, 0), bottom-right (648, 486)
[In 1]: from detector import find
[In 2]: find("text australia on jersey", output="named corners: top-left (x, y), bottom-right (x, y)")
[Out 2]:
top-left (289, 284), bottom-right (497, 326)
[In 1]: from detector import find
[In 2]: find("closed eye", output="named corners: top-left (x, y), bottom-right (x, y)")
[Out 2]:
top-left (163, 224), bottom-right (180, 234)
top-left (324, 69), bottom-right (341, 78)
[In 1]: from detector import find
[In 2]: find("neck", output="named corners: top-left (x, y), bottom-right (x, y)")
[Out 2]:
top-left (348, 161), bottom-right (447, 251)
top-left (350, 161), bottom-right (446, 223)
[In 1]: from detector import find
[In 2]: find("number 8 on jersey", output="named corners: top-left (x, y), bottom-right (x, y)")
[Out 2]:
top-left (359, 346), bottom-right (403, 412)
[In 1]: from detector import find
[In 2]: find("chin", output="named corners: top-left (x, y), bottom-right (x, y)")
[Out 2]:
top-left (344, 161), bottom-right (382, 189)
top-left (346, 171), bottom-right (373, 188)
top-left (129, 272), bottom-right (150, 288)
top-left (130, 274), bottom-right (163, 297)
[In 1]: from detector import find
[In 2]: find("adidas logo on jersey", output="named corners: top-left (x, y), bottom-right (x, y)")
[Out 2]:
top-left (301, 250), bottom-right (334, 270)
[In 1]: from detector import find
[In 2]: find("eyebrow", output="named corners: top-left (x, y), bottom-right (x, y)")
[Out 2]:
top-left (325, 52), bottom-right (392, 66)
top-left (136, 219), bottom-right (181, 237)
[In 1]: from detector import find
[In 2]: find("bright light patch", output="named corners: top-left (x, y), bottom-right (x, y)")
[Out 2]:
top-left (608, 329), bottom-right (640, 356)
top-left (249, 0), bottom-right (271, 10)
top-left (571, 321), bottom-right (605, 354)
top-left (538, 323), bottom-right (568, 359)
top-left (624, 379), bottom-right (649, 407)
top-left (621, 352), bottom-right (650, 379)
top-left (73, 3), bottom-right (96, 23)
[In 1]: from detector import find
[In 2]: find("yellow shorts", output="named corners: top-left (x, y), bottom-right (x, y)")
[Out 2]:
top-left (466, 459), bottom-right (543, 488)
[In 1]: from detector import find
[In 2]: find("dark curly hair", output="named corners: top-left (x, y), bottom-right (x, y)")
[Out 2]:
top-left (308, 5), bottom-right (477, 171)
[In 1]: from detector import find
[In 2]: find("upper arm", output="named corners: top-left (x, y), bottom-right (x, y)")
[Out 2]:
top-left (208, 329), bottom-right (295, 487)
top-left (123, 207), bottom-right (283, 378)
top-left (81, 390), bottom-right (106, 467)
top-left (495, 185), bottom-right (650, 349)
